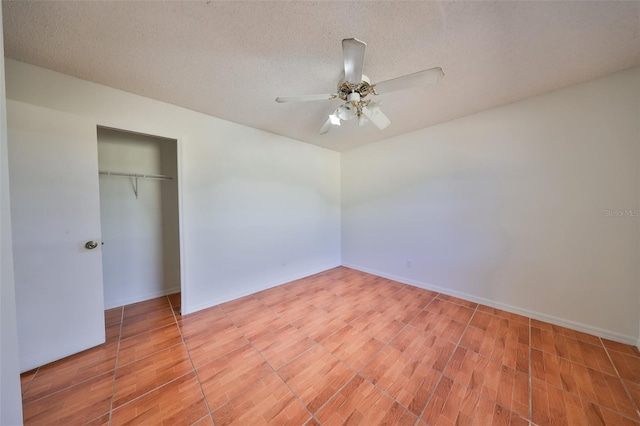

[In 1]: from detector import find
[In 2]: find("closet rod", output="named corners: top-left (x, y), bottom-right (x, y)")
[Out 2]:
top-left (98, 171), bottom-right (174, 180)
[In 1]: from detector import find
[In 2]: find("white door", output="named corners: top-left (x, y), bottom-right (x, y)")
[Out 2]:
top-left (7, 100), bottom-right (105, 372)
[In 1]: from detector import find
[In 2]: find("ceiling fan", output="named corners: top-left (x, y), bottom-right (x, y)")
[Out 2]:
top-left (275, 38), bottom-right (444, 134)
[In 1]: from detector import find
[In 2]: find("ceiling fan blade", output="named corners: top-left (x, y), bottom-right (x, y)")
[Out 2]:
top-left (275, 94), bottom-right (336, 103)
top-left (342, 38), bottom-right (366, 84)
top-left (373, 67), bottom-right (444, 94)
top-left (362, 105), bottom-right (391, 130)
top-left (319, 117), bottom-right (333, 134)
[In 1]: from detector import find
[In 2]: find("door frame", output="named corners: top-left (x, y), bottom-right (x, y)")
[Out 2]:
top-left (97, 125), bottom-right (186, 314)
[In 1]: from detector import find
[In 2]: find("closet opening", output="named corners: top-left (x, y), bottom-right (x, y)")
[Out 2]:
top-left (97, 126), bottom-right (181, 312)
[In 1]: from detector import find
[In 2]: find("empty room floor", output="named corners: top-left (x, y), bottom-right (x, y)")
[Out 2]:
top-left (19, 267), bottom-right (640, 425)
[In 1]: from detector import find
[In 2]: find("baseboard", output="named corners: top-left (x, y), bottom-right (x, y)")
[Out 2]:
top-left (184, 263), bottom-right (342, 315)
top-left (342, 263), bottom-right (638, 347)
top-left (104, 286), bottom-right (181, 310)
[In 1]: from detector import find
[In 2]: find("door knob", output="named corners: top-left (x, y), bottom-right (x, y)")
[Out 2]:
top-left (85, 241), bottom-right (99, 250)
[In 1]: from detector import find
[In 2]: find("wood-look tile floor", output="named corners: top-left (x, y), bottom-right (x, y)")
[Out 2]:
top-left (20, 267), bottom-right (640, 425)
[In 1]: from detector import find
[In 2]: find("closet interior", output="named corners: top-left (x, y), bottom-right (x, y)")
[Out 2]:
top-left (97, 127), bottom-right (181, 309)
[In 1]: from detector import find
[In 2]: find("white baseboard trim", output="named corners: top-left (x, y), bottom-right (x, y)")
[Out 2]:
top-left (104, 286), bottom-right (181, 310)
top-left (343, 263), bottom-right (638, 347)
top-left (184, 263), bottom-right (342, 315)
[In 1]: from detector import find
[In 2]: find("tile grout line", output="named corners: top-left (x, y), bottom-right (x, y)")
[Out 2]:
top-left (222, 276), bottom-right (408, 424)
top-left (191, 414), bottom-right (212, 425)
top-left (20, 367), bottom-right (39, 398)
top-left (106, 302), bottom-right (203, 423)
top-left (300, 289), bottom-right (484, 424)
top-left (530, 328), bottom-right (639, 424)
top-left (253, 279), bottom-right (376, 420)
top-left (313, 281), bottom-right (413, 421)
top-left (305, 289), bottom-right (430, 421)
top-left (119, 278), bottom-right (400, 425)
top-left (415, 302), bottom-right (479, 426)
top-left (107, 306), bottom-right (124, 426)
top-left (253, 340), bottom-right (320, 424)
top-left (167, 295), bottom-right (217, 426)
top-left (109, 371), bottom-right (198, 420)
top-left (599, 336), bottom-right (640, 421)
top-left (222, 305), bottom-right (321, 425)
top-left (21, 358), bottom-right (116, 407)
top-left (21, 309), bottom-right (147, 408)
top-left (223, 296), bottom-right (327, 375)
top-left (300, 278), bottom-right (410, 420)
top-left (259, 278), bottom-right (407, 375)
top-left (528, 316), bottom-right (533, 426)
top-left (306, 370), bottom-right (356, 423)
top-left (527, 329), bottom-right (640, 424)
top-left (358, 294), bottom-right (443, 422)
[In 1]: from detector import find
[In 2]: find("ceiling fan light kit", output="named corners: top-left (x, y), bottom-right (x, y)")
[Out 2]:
top-left (275, 38), bottom-right (444, 135)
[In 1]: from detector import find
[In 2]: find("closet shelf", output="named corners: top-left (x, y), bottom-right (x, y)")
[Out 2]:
top-left (99, 170), bottom-right (174, 199)
top-left (99, 171), bottom-right (173, 180)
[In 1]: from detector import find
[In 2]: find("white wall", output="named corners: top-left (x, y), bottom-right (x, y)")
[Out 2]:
top-left (5, 59), bottom-right (341, 315)
top-left (342, 68), bottom-right (640, 344)
top-left (98, 128), bottom-right (180, 308)
top-left (0, 4), bottom-right (24, 424)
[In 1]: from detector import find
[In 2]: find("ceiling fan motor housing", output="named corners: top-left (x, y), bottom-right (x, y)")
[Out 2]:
top-left (338, 74), bottom-right (375, 101)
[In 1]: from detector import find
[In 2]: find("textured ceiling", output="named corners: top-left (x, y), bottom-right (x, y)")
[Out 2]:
top-left (2, 1), bottom-right (640, 152)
